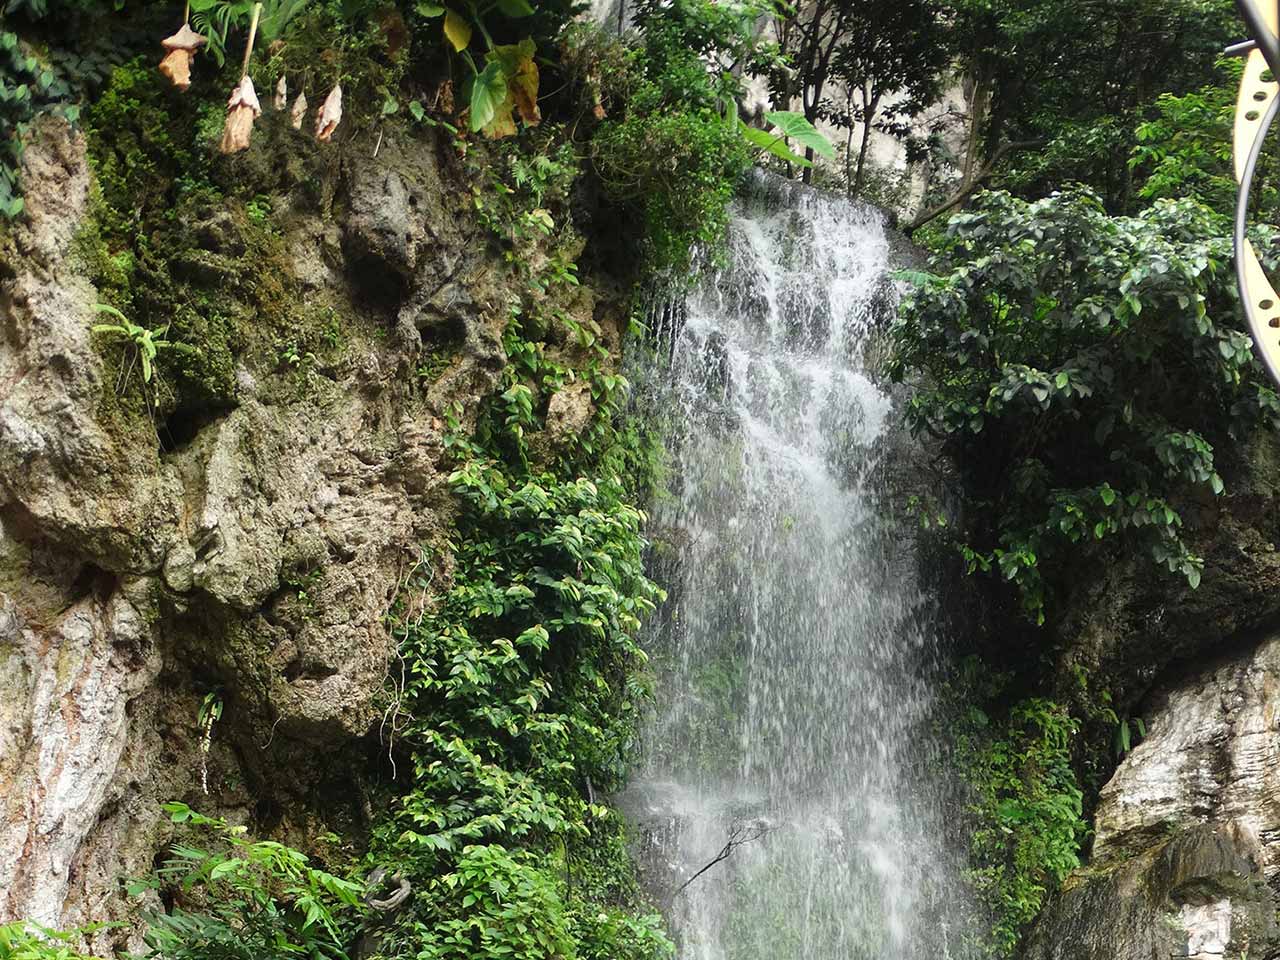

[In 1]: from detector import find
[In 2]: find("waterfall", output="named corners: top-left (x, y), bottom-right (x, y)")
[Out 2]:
top-left (625, 174), bottom-right (972, 959)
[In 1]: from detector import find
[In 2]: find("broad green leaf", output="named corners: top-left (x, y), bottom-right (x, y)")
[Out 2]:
top-left (415, 1), bottom-right (444, 14)
top-left (470, 61), bottom-right (507, 133)
top-left (488, 39), bottom-right (539, 126)
top-left (764, 110), bottom-right (836, 160)
top-left (741, 124), bottom-right (811, 167)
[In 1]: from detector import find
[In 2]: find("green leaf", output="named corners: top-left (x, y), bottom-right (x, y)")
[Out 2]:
top-left (470, 61), bottom-right (507, 133)
top-left (741, 124), bottom-right (811, 167)
top-left (92, 302), bottom-right (128, 323)
top-left (415, 1), bottom-right (444, 14)
top-left (209, 858), bottom-right (242, 880)
top-left (764, 110), bottom-right (836, 160)
top-left (409, 100), bottom-right (425, 122)
top-left (494, 0), bottom-right (534, 14)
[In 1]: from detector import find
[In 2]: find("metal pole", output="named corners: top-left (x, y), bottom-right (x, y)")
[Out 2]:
top-left (1236, 0), bottom-right (1280, 79)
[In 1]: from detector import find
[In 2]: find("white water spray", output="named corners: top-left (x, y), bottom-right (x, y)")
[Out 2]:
top-left (625, 175), bottom-right (971, 960)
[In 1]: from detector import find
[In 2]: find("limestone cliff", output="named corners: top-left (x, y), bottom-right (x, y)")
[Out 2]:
top-left (0, 110), bottom-right (622, 941)
top-left (1022, 441), bottom-right (1280, 957)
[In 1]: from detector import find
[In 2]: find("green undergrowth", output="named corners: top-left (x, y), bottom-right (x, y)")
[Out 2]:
top-left (946, 661), bottom-right (1086, 958)
top-left (364, 131), bottom-right (672, 960)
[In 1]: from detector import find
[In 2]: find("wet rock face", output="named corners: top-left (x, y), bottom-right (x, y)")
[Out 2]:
top-left (1092, 636), bottom-right (1280, 876)
top-left (0, 118), bottom-right (569, 933)
top-left (1024, 634), bottom-right (1280, 959)
top-left (1021, 824), bottom-right (1276, 960)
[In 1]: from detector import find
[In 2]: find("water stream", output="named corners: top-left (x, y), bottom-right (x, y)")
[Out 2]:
top-left (625, 175), bottom-right (970, 960)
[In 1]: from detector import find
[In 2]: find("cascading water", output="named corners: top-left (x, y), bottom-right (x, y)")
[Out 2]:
top-left (625, 174), bottom-right (972, 960)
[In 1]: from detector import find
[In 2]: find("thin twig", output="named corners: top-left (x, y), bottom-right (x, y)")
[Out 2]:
top-left (674, 822), bottom-right (770, 896)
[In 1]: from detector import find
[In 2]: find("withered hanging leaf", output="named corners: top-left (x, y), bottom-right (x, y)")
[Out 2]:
top-left (274, 74), bottom-right (287, 110)
top-left (434, 79), bottom-right (454, 116)
top-left (290, 90), bottom-right (308, 129)
top-left (159, 22), bottom-right (207, 92)
top-left (443, 8), bottom-right (471, 51)
top-left (510, 51), bottom-right (539, 125)
top-left (488, 39), bottom-right (539, 127)
top-left (219, 75), bottom-right (261, 154)
top-left (315, 83), bottom-right (343, 142)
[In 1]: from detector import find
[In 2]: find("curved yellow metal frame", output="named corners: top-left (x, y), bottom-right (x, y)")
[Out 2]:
top-left (1235, 0), bottom-right (1280, 381)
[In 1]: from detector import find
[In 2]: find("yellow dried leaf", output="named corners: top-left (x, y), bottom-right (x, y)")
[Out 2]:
top-left (443, 9), bottom-right (471, 52)
top-left (511, 54), bottom-right (539, 126)
top-left (219, 75), bottom-right (261, 154)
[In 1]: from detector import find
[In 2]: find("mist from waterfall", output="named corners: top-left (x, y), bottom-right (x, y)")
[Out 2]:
top-left (624, 174), bottom-right (975, 960)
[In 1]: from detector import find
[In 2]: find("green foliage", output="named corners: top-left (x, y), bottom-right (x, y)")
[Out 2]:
top-left (741, 110), bottom-right (835, 169)
top-left (134, 803), bottom-right (365, 960)
top-left (0, 923), bottom-right (105, 960)
top-left (591, 0), bottom-right (780, 275)
top-left (412, 1), bottom-right (543, 138)
top-left (1128, 58), bottom-right (1280, 221)
top-left (92, 303), bottom-right (196, 390)
top-left (948, 0), bottom-right (1237, 207)
top-left (0, 30), bottom-right (77, 218)
top-left (366, 128), bottom-right (671, 960)
top-left (890, 188), bottom-right (1280, 622)
top-left (766, 0), bottom-right (948, 193)
top-left (951, 672), bottom-right (1085, 958)
top-left (190, 0), bottom-right (312, 68)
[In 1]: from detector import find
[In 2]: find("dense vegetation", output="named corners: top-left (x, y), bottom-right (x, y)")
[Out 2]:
top-left (0, 2), bottom-right (781, 960)
top-left (2, 0), bottom-right (1272, 958)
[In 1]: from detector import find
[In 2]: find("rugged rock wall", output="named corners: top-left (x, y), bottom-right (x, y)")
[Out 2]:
top-left (0, 114), bottom-right (620, 939)
top-left (1023, 633), bottom-right (1280, 959)
top-left (1023, 443), bottom-right (1280, 958)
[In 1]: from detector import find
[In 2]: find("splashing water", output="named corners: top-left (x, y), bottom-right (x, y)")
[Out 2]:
top-left (624, 175), bottom-right (970, 960)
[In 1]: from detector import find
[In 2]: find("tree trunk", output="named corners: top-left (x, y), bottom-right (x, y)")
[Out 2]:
top-left (963, 67), bottom-right (991, 184)
top-left (852, 88), bottom-right (880, 198)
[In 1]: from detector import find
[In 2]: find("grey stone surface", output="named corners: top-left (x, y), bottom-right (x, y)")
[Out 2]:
top-left (1024, 633), bottom-right (1280, 959)
top-left (0, 118), bottom-right (575, 935)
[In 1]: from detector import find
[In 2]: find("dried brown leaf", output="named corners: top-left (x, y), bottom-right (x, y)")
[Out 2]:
top-left (315, 83), bottom-right (343, 142)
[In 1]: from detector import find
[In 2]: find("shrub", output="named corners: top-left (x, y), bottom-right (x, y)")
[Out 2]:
top-left (891, 188), bottom-right (1280, 622)
top-left (135, 803), bottom-right (365, 960)
top-left (590, 0), bottom-right (779, 276)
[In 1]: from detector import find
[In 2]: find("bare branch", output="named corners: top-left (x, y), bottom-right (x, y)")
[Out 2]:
top-left (673, 822), bottom-right (771, 897)
top-left (906, 139), bottom-right (1044, 235)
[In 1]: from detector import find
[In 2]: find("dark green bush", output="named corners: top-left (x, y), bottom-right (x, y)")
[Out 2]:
top-left (891, 188), bottom-right (1280, 622)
